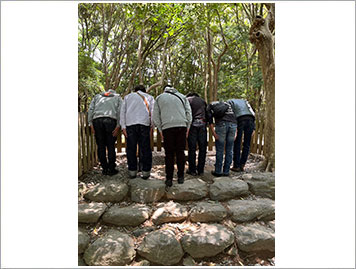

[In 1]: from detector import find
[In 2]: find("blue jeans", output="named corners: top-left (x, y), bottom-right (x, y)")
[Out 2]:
top-left (214, 121), bottom-right (237, 175)
top-left (126, 124), bottom-right (152, 172)
top-left (233, 118), bottom-right (255, 167)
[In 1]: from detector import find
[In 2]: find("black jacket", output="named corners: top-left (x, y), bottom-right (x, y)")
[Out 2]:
top-left (187, 95), bottom-right (207, 126)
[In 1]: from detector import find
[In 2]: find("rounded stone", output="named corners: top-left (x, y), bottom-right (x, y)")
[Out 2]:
top-left (227, 198), bottom-right (275, 223)
top-left (84, 180), bottom-right (129, 202)
top-left (102, 204), bottom-right (151, 226)
top-left (83, 230), bottom-right (136, 266)
top-left (151, 201), bottom-right (188, 225)
top-left (181, 224), bottom-right (234, 258)
top-left (129, 178), bottom-right (166, 203)
top-left (78, 202), bottom-right (107, 223)
top-left (166, 178), bottom-right (209, 201)
top-left (209, 177), bottom-right (249, 200)
top-left (78, 228), bottom-right (90, 254)
top-left (190, 201), bottom-right (228, 223)
top-left (234, 222), bottom-right (275, 253)
top-left (137, 229), bottom-right (184, 265)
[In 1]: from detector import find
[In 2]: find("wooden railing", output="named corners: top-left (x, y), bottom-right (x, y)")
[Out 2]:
top-left (78, 112), bottom-right (264, 177)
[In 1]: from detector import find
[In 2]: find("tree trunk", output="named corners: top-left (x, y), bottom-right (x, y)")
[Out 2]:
top-left (147, 35), bottom-right (170, 93)
top-left (249, 4), bottom-right (275, 171)
top-left (206, 27), bottom-right (213, 103)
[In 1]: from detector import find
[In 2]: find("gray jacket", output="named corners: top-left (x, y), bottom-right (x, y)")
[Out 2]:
top-left (153, 86), bottom-right (192, 132)
top-left (120, 90), bottom-right (154, 129)
top-left (228, 99), bottom-right (255, 119)
top-left (88, 89), bottom-right (123, 127)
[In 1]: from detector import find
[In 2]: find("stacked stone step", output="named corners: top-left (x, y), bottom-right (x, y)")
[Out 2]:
top-left (78, 172), bottom-right (275, 266)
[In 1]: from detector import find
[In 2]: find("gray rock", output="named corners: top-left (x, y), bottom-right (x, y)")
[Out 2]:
top-left (190, 201), bottom-right (227, 223)
top-left (151, 201), bottom-right (188, 225)
top-left (84, 180), bottom-right (128, 202)
top-left (132, 226), bottom-right (156, 237)
top-left (225, 244), bottom-right (238, 256)
top-left (183, 256), bottom-right (196, 266)
top-left (242, 172), bottom-right (275, 199)
top-left (132, 260), bottom-right (150, 266)
top-left (267, 220), bottom-right (275, 231)
top-left (227, 199), bottom-right (275, 223)
top-left (137, 229), bottom-right (184, 265)
top-left (234, 222), bottom-right (275, 252)
top-left (78, 255), bottom-right (87, 266)
top-left (181, 224), bottom-right (234, 258)
top-left (166, 178), bottom-right (208, 201)
top-left (78, 228), bottom-right (90, 254)
top-left (83, 230), bottom-right (136, 266)
top-left (209, 177), bottom-right (249, 201)
top-left (78, 202), bottom-right (107, 223)
top-left (102, 204), bottom-right (151, 226)
top-left (129, 178), bottom-right (165, 203)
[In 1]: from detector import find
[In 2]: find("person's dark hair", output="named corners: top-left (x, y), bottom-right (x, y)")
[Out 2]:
top-left (186, 92), bottom-right (199, 98)
top-left (163, 84), bottom-right (172, 90)
top-left (134, 85), bottom-right (146, 92)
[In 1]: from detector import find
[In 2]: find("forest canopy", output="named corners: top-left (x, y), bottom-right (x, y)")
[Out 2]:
top-left (78, 3), bottom-right (268, 113)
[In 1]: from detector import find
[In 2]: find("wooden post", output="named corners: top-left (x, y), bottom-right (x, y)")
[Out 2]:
top-left (252, 117), bottom-right (259, 153)
top-left (90, 129), bottom-right (96, 167)
top-left (150, 128), bottom-right (154, 150)
top-left (78, 114), bottom-right (83, 177)
top-left (80, 113), bottom-right (88, 173)
top-left (258, 120), bottom-right (264, 154)
top-left (117, 129), bottom-right (122, 153)
top-left (157, 130), bottom-right (162, 152)
top-left (84, 114), bottom-right (91, 169)
top-left (208, 127), bottom-right (213, 151)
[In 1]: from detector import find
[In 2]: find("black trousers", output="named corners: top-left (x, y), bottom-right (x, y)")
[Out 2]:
top-left (126, 124), bottom-right (152, 172)
top-left (163, 127), bottom-right (187, 180)
top-left (93, 117), bottom-right (117, 170)
top-left (187, 125), bottom-right (207, 174)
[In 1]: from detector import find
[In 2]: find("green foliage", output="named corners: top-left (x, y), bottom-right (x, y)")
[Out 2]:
top-left (78, 3), bottom-right (266, 111)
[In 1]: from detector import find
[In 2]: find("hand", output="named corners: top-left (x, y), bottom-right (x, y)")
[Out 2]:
top-left (186, 128), bottom-right (190, 138)
top-left (160, 131), bottom-right (164, 142)
top-left (213, 132), bottom-right (219, 141)
top-left (112, 127), bottom-right (120, 137)
top-left (90, 125), bottom-right (95, 134)
top-left (122, 128), bottom-right (127, 138)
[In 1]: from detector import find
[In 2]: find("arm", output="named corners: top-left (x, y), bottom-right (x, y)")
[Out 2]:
top-left (120, 97), bottom-right (127, 137)
top-left (112, 96), bottom-right (122, 137)
top-left (209, 123), bottom-right (218, 140)
top-left (88, 95), bottom-right (96, 134)
top-left (184, 97), bottom-right (192, 137)
top-left (153, 99), bottom-right (162, 134)
top-left (149, 95), bottom-right (155, 128)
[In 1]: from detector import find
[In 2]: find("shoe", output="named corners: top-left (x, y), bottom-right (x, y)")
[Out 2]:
top-left (107, 168), bottom-right (119, 176)
top-left (186, 170), bottom-right (197, 176)
top-left (165, 179), bottom-right (173, 187)
top-left (211, 171), bottom-right (222, 177)
top-left (178, 177), bottom-right (184, 184)
top-left (141, 171), bottom-right (150, 180)
top-left (197, 171), bottom-right (204, 176)
top-left (222, 173), bottom-right (230, 177)
top-left (102, 169), bottom-right (108, 175)
top-left (231, 166), bottom-right (244, 172)
top-left (128, 170), bottom-right (137, 179)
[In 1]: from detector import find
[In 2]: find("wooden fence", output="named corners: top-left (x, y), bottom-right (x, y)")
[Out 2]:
top-left (78, 112), bottom-right (265, 177)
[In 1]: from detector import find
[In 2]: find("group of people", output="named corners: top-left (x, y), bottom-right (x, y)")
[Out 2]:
top-left (88, 85), bottom-right (255, 188)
